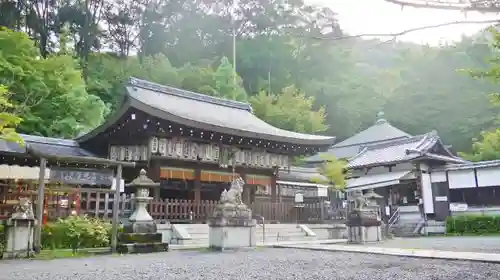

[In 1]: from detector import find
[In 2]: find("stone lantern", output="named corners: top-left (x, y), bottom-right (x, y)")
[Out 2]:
top-left (118, 169), bottom-right (168, 253)
top-left (2, 197), bottom-right (36, 259)
top-left (125, 169), bottom-right (159, 232)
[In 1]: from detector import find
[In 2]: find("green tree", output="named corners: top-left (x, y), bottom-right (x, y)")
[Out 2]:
top-left (250, 85), bottom-right (328, 134)
top-left (0, 28), bottom-right (108, 138)
top-left (213, 57), bottom-right (247, 101)
top-left (0, 85), bottom-right (23, 145)
top-left (460, 129), bottom-right (500, 161)
top-left (313, 155), bottom-right (348, 190)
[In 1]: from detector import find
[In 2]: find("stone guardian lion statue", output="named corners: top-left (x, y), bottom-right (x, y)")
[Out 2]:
top-left (220, 176), bottom-right (245, 205)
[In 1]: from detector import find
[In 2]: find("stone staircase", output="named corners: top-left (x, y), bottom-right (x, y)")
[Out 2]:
top-left (256, 224), bottom-right (316, 243)
top-left (169, 223), bottom-right (322, 246)
top-left (389, 205), bottom-right (425, 237)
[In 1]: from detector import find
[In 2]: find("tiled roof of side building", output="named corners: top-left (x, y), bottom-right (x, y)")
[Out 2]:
top-left (347, 132), bottom-right (466, 169)
top-left (78, 77), bottom-right (336, 146)
top-left (334, 119), bottom-right (411, 148)
top-left (0, 134), bottom-right (96, 158)
top-left (304, 116), bottom-right (411, 163)
top-left (278, 166), bottom-right (329, 183)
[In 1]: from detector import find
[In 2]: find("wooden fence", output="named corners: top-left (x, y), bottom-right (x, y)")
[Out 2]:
top-left (1, 189), bottom-right (346, 223)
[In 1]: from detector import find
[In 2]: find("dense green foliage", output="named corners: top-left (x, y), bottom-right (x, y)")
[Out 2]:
top-left (42, 216), bottom-right (112, 252)
top-left (446, 215), bottom-right (500, 235)
top-left (1, 0), bottom-right (500, 156)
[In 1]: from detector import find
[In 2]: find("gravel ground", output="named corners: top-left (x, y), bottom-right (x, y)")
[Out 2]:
top-left (366, 236), bottom-right (500, 253)
top-left (1, 248), bottom-right (499, 280)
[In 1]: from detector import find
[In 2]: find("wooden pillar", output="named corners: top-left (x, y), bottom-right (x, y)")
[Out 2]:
top-left (194, 168), bottom-right (201, 203)
top-left (153, 187), bottom-right (160, 200)
top-left (240, 172), bottom-right (249, 205)
top-left (271, 170), bottom-right (277, 203)
top-left (34, 157), bottom-right (47, 254)
top-left (111, 164), bottom-right (123, 254)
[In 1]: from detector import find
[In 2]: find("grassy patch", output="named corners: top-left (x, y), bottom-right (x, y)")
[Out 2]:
top-left (33, 250), bottom-right (94, 260)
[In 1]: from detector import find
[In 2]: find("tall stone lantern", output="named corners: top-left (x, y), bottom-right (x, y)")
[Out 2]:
top-left (125, 169), bottom-right (159, 232)
top-left (118, 169), bottom-right (168, 253)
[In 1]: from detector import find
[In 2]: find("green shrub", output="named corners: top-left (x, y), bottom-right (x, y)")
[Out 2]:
top-left (0, 223), bottom-right (5, 254)
top-left (446, 215), bottom-right (500, 235)
top-left (42, 216), bottom-right (112, 252)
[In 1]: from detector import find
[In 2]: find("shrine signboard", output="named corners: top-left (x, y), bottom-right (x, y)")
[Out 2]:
top-left (49, 168), bottom-right (114, 186)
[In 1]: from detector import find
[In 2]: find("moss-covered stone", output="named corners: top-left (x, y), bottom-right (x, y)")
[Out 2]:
top-left (117, 242), bottom-right (169, 254)
top-left (119, 233), bottom-right (162, 244)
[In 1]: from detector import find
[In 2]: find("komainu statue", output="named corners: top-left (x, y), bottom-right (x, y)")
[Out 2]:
top-left (351, 190), bottom-right (368, 210)
top-left (11, 197), bottom-right (35, 220)
top-left (220, 176), bottom-right (245, 205)
top-left (213, 176), bottom-right (251, 220)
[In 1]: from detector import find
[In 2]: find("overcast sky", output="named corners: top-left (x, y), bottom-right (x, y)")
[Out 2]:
top-left (308, 0), bottom-right (499, 44)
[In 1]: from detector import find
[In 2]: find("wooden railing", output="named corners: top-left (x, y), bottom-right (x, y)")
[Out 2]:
top-left (1, 189), bottom-right (346, 223)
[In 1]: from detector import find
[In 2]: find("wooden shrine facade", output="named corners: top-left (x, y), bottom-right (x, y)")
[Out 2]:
top-left (76, 77), bottom-right (335, 204)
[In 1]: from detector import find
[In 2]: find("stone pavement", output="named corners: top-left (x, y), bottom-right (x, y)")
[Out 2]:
top-left (168, 238), bottom-right (347, 250)
top-left (368, 236), bottom-right (500, 253)
top-left (2, 248), bottom-right (500, 280)
top-left (274, 241), bottom-right (500, 263)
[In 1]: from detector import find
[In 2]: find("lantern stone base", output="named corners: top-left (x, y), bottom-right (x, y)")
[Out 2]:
top-left (346, 209), bottom-right (383, 244)
top-left (119, 221), bottom-right (169, 254)
top-left (123, 221), bottom-right (157, 234)
top-left (117, 242), bottom-right (169, 254)
top-left (2, 219), bottom-right (35, 259)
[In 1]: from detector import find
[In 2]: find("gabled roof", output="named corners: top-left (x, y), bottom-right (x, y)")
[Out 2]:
top-left (347, 132), bottom-right (467, 169)
top-left (305, 118), bottom-right (411, 162)
top-left (335, 119), bottom-right (411, 148)
top-left (78, 78), bottom-right (336, 146)
top-left (0, 134), bottom-right (96, 158)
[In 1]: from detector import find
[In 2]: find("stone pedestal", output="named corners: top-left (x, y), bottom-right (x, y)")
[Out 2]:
top-left (208, 177), bottom-right (257, 251)
top-left (117, 170), bottom-right (168, 254)
top-left (346, 208), bottom-right (383, 244)
top-left (2, 198), bottom-right (36, 259)
top-left (208, 204), bottom-right (257, 250)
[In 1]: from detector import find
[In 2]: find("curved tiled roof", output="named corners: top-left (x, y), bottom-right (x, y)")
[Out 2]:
top-left (304, 119), bottom-right (411, 162)
top-left (347, 133), bottom-right (466, 168)
top-left (78, 78), bottom-right (336, 146)
top-left (0, 134), bottom-right (96, 158)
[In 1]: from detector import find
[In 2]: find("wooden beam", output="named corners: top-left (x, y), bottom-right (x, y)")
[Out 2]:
top-left (26, 145), bottom-right (136, 168)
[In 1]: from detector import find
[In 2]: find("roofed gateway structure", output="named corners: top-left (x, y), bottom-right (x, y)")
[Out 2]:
top-left (304, 112), bottom-right (411, 164)
top-left (77, 77), bottom-right (335, 205)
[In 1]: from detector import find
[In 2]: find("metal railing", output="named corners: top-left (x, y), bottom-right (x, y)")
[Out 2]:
top-left (388, 207), bottom-right (400, 229)
top-left (253, 215), bottom-right (265, 243)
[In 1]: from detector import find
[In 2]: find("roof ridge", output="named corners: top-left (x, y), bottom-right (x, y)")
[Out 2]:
top-left (333, 135), bottom-right (410, 148)
top-left (20, 134), bottom-right (79, 147)
top-left (128, 77), bottom-right (253, 112)
top-left (363, 134), bottom-right (426, 151)
top-left (333, 120), bottom-right (411, 147)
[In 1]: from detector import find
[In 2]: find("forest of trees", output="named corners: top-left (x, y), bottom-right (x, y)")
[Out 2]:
top-left (1, 0), bottom-right (500, 161)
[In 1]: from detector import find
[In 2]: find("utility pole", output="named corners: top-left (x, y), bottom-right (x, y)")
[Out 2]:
top-left (232, 0), bottom-right (238, 87)
top-left (110, 164), bottom-right (123, 253)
